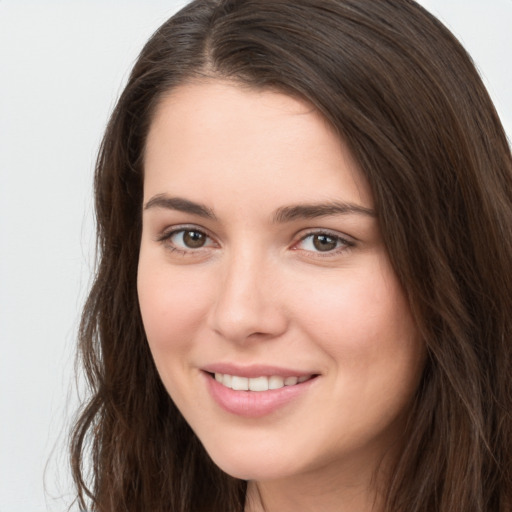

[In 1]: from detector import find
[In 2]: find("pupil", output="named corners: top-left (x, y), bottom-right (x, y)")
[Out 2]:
top-left (183, 231), bottom-right (205, 248)
top-left (313, 234), bottom-right (337, 252)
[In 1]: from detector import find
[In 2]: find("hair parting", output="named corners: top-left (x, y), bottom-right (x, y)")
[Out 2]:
top-left (71, 1), bottom-right (512, 511)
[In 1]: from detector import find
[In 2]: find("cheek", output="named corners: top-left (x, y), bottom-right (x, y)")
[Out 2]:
top-left (294, 264), bottom-right (423, 434)
top-left (291, 258), bottom-right (420, 374)
top-left (137, 257), bottom-right (213, 356)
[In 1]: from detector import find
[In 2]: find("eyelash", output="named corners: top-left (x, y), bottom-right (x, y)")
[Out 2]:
top-left (294, 230), bottom-right (355, 256)
top-left (157, 226), bottom-right (216, 255)
top-left (157, 226), bottom-right (355, 257)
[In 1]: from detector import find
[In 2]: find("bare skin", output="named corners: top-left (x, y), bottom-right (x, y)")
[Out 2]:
top-left (138, 80), bottom-right (425, 512)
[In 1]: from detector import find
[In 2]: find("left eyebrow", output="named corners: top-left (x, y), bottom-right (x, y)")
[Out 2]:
top-left (272, 201), bottom-right (376, 223)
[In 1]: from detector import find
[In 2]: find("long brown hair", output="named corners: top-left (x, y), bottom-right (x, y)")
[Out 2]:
top-left (70, 1), bottom-right (512, 510)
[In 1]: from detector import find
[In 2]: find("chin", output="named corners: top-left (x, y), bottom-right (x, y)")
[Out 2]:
top-left (204, 444), bottom-right (298, 482)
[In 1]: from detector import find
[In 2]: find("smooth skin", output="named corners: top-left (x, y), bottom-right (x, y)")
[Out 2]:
top-left (138, 80), bottom-right (425, 512)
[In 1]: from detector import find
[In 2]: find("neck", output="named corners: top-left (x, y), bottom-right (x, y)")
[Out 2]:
top-left (242, 413), bottom-right (407, 512)
top-left (244, 463), bottom-right (386, 512)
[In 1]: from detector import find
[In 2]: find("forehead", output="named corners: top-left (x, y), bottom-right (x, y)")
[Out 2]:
top-left (143, 80), bottom-right (372, 211)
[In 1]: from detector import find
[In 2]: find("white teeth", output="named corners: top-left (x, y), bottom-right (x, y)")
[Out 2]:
top-left (223, 374), bottom-right (232, 388)
top-left (231, 376), bottom-right (249, 391)
top-left (268, 375), bottom-right (284, 389)
top-left (213, 373), bottom-right (312, 391)
top-left (249, 376), bottom-right (268, 391)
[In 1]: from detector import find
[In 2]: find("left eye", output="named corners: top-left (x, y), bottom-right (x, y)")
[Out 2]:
top-left (297, 233), bottom-right (350, 253)
top-left (167, 229), bottom-right (213, 249)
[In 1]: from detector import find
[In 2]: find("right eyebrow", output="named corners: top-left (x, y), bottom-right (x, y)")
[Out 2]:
top-left (143, 194), bottom-right (217, 220)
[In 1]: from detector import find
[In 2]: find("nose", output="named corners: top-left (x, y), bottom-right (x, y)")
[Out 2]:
top-left (207, 248), bottom-right (288, 343)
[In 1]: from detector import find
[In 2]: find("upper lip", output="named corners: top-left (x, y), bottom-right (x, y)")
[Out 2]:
top-left (201, 363), bottom-right (317, 379)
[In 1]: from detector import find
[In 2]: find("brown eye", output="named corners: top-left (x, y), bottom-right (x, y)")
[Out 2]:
top-left (163, 228), bottom-right (213, 251)
top-left (295, 232), bottom-right (352, 255)
top-left (312, 234), bottom-right (338, 252)
top-left (183, 230), bottom-right (207, 248)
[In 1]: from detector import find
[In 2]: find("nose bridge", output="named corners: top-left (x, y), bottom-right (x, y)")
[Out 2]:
top-left (209, 243), bottom-right (286, 342)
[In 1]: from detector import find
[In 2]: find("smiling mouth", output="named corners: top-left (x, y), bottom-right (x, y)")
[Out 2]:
top-left (210, 372), bottom-right (316, 391)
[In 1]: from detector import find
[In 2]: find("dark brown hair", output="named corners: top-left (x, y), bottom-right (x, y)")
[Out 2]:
top-left (71, 1), bottom-right (512, 511)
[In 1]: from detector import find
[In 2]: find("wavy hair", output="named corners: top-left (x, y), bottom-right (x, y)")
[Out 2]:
top-left (71, 1), bottom-right (512, 511)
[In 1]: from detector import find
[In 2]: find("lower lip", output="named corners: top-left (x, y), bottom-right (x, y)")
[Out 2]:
top-left (203, 372), bottom-right (317, 418)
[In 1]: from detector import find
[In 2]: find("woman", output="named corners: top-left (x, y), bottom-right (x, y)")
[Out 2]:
top-left (70, 1), bottom-right (512, 511)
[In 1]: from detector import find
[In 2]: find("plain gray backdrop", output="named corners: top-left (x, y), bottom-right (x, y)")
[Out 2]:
top-left (0, 1), bottom-right (510, 511)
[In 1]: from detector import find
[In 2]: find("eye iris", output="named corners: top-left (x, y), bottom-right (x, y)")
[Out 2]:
top-left (313, 234), bottom-right (337, 252)
top-left (183, 230), bottom-right (206, 248)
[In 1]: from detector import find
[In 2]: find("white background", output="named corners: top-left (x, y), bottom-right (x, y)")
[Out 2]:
top-left (0, 1), bottom-right (510, 511)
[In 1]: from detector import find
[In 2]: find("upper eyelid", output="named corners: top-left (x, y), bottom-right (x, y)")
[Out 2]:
top-left (157, 227), bottom-right (217, 254)
top-left (295, 227), bottom-right (355, 243)
top-left (155, 224), bottom-right (355, 250)
top-left (291, 229), bottom-right (356, 254)
top-left (157, 224), bottom-right (215, 240)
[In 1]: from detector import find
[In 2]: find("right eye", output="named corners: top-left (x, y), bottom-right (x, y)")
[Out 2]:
top-left (158, 227), bottom-right (216, 253)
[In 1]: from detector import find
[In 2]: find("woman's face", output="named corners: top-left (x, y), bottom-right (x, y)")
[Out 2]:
top-left (138, 81), bottom-right (425, 486)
